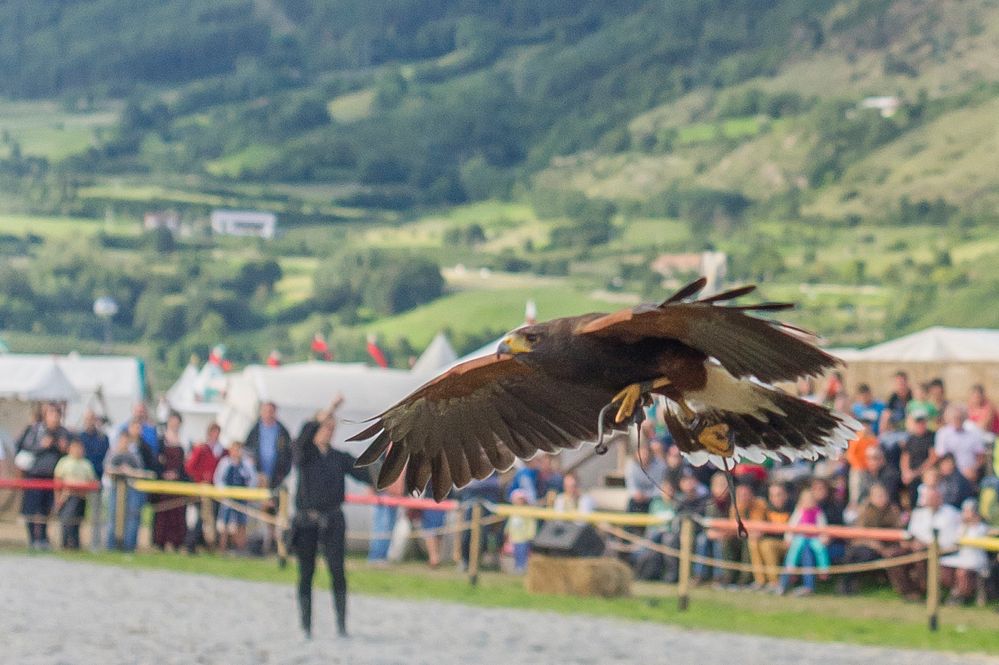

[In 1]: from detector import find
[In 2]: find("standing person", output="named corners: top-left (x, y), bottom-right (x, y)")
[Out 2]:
top-left (851, 384), bottom-right (885, 435)
top-left (53, 438), bottom-right (97, 550)
top-left (152, 412), bottom-right (188, 551)
top-left (115, 403), bottom-right (160, 457)
top-left (104, 420), bottom-right (159, 552)
top-left (183, 423), bottom-right (227, 554)
top-left (77, 409), bottom-right (110, 479)
top-left (927, 378), bottom-right (949, 427)
top-left (504, 489), bottom-right (537, 573)
top-left (292, 407), bottom-right (372, 639)
top-left (20, 433), bottom-right (63, 549)
top-left (625, 441), bottom-right (667, 513)
top-left (244, 401), bottom-right (293, 489)
top-left (213, 441), bottom-right (256, 553)
top-left (881, 371), bottom-right (912, 434)
top-left (367, 468), bottom-right (403, 566)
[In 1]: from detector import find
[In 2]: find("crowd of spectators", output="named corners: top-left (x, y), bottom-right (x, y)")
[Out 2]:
top-left (619, 372), bottom-right (998, 605)
top-left (3, 372), bottom-right (997, 608)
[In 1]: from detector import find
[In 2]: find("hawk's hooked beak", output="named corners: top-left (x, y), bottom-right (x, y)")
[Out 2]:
top-left (497, 333), bottom-right (532, 357)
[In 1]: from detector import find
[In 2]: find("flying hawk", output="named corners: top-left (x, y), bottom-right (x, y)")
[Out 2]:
top-left (350, 278), bottom-right (856, 501)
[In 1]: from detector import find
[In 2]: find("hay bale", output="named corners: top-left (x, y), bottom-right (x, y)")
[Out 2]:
top-left (525, 554), bottom-right (632, 597)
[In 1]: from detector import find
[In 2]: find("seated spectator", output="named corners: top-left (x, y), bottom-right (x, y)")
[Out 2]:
top-left (851, 384), bottom-right (885, 436)
top-left (694, 473), bottom-right (737, 586)
top-left (845, 418), bottom-right (879, 508)
top-left (662, 444), bottom-right (686, 490)
top-left (104, 419), bottom-right (159, 552)
top-left (504, 489), bottom-right (537, 573)
top-left (624, 441), bottom-right (667, 513)
top-left (927, 378), bottom-right (948, 427)
top-left (811, 476), bottom-right (846, 562)
top-left (900, 412), bottom-right (937, 509)
top-left (937, 454), bottom-right (975, 509)
top-left (906, 383), bottom-right (939, 428)
top-left (552, 472), bottom-right (595, 514)
top-left (53, 438), bottom-right (97, 550)
top-left (885, 485), bottom-right (961, 600)
top-left (731, 479), bottom-right (768, 588)
top-left (967, 384), bottom-right (999, 435)
top-left (836, 483), bottom-right (902, 594)
top-left (777, 489), bottom-right (830, 596)
top-left (858, 446), bottom-right (902, 508)
top-left (213, 441), bottom-right (257, 553)
top-left (758, 481), bottom-right (794, 590)
top-left (935, 405), bottom-right (987, 483)
top-left (940, 498), bottom-right (990, 605)
top-left (633, 481), bottom-right (679, 582)
top-left (507, 458), bottom-right (541, 504)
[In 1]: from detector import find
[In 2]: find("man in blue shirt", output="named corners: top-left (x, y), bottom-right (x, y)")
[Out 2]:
top-left (78, 409), bottom-right (110, 478)
top-left (244, 401), bottom-right (292, 489)
top-left (852, 384), bottom-right (885, 436)
top-left (114, 402), bottom-right (159, 456)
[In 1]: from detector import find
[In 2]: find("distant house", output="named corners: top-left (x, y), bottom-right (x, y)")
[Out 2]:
top-left (859, 96), bottom-right (901, 118)
top-left (651, 251), bottom-right (728, 295)
top-left (143, 210), bottom-right (180, 234)
top-left (210, 210), bottom-right (277, 240)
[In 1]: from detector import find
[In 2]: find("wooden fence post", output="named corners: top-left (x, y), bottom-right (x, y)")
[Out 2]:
top-left (113, 475), bottom-right (127, 549)
top-left (89, 486), bottom-right (103, 553)
top-left (201, 495), bottom-right (216, 549)
top-left (468, 502), bottom-right (483, 586)
top-left (275, 487), bottom-right (289, 568)
top-left (678, 517), bottom-right (693, 611)
top-left (927, 528), bottom-right (940, 632)
top-left (451, 507), bottom-right (462, 564)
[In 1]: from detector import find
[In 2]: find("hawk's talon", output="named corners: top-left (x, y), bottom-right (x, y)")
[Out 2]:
top-left (697, 423), bottom-right (734, 457)
top-left (611, 383), bottom-right (644, 424)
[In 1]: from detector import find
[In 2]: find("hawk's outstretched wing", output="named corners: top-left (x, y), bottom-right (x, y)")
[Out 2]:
top-left (348, 355), bottom-right (614, 500)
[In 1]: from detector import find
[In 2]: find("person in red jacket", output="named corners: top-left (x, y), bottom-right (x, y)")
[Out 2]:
top-left (183, 423), bottom-right (227, 553)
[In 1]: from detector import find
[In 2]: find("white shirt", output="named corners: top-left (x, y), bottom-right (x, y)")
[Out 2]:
top-left (941, 522), bottom-right (989, 572)
top-left (907, 504), bottom-right (962, 548)
top-left (934, 425), bottom-right (986, 474)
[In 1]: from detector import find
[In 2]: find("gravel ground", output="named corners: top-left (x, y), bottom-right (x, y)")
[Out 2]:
top-left (1, 555), bottom-right (995, 665)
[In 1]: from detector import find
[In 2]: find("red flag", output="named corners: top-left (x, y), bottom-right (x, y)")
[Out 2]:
top-left (266, 350), bottom-right (282, 367)
top-left (366, 334), bottom-right (388, 368)
top-left (311, 333), bottom-right (333, 361)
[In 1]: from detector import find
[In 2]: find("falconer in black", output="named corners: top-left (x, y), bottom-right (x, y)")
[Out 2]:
top-left (292, 401), bottom-right (372, 638)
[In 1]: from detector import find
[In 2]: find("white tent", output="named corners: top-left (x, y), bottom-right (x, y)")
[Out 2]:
top-left (848, 327), bottom-right (999, 362)
top-left (410, 332), bottom-right (457, 377)
top-left (0, 356), bottom-right (79, 402)
top-left (837, 327), bottom-right (999, 398)
top-left (0, 357), bottom-right (79, 455)
top-left (218, 362), bottom-right (423, 448)
top-left (12, 353), bottom-right (145, 427)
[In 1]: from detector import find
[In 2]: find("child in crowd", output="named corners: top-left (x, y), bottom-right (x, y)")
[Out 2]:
top-left (53, 439), bottom-right (97, 549)
top-left (213, 441), bottom-right (256, 552)
top-left (778, 488), bottom-right (830, 596)
top-left (504, 489), bottom-right (537, 573)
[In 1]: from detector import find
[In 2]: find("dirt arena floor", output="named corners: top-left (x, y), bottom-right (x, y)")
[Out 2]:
top-left (2, 555), bottom-right (996, 665)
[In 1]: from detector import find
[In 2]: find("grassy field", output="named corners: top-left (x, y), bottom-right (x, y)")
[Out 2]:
top-left (19, 548), bottom-right (999, 655)
top-left (0, 99), bottom-right (118, 161)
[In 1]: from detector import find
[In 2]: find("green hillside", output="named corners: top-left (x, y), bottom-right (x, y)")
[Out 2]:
top-left (1, 0), bottom-right (998, 384)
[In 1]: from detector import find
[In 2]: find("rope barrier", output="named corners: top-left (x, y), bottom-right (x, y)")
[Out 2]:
top-left (700, 517), bottom-right (911, 542)
top-left (598, 523), bottom-right (935, 576)
top-left (0, 478), bottom-right (101, 492)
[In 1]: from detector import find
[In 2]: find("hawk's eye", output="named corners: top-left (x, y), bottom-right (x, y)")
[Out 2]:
top-left (523, 333), bottom-right (538, 344)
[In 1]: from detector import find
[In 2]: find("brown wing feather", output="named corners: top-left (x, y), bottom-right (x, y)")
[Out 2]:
top-left (349, 355), bottom-right (616, 500)
top-left (578, 286), bottom-right (838, 383)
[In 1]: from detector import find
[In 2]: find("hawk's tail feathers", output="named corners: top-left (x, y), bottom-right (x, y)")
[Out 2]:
top-left (666, 388), bottom-right (859, 471)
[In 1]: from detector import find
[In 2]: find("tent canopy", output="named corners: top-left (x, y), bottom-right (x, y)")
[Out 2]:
top-left (848, 327), bottom-right (999, 362)
top-left (410, 332), bottom-right (457, 376)
top-left (0, 357), bottom-right (79, 402)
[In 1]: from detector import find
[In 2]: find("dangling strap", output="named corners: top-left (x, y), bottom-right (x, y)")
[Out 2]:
top-left (723, 456), bottom-right (748, 539)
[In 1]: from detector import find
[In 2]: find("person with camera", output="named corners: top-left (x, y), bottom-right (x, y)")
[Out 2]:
top-left (291, 397), bottom-right (372, 639)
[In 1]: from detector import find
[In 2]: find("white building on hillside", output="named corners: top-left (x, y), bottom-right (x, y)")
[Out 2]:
top-left (210, 210), bottom-right (277, 240)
